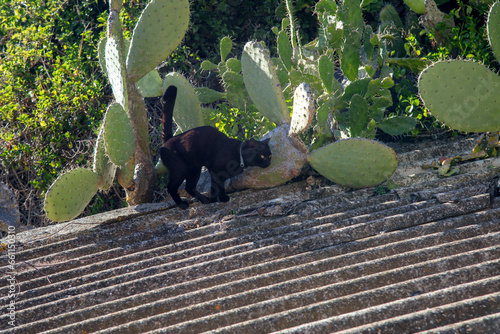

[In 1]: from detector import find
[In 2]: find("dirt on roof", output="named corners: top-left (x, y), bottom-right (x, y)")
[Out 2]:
top-left (1, 135), bottom-right (500, 333)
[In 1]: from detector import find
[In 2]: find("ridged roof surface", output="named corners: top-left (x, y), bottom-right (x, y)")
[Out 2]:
top-left (1, 136), bottom-right (500, 333)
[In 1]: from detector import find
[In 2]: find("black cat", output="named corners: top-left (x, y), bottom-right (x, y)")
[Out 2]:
top-left (159, 85), bottom-right (272, 209)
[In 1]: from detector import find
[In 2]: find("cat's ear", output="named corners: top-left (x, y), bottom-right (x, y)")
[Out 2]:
top-left (261, 138), bottom-right (271, 145)
top-left (246, 138), bottom-right (258, 148)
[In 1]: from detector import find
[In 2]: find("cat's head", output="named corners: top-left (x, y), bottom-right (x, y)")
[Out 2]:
top-left (242, 138), bottom-right (272, 168)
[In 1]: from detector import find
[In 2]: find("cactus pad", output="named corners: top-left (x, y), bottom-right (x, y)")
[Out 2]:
top-left (44, 168), bottom-right (99, 222)
top-left (220, 36), bottom-right (233, 63)
top-left (487, 2), bottom-right (500, 62)
top-left (162, 72), bottom-right (204, 132)
top-left (103, 102), bottom-right (136, 166)
top-left (105, 36), bottom-right (128, 111)
top-left (241, 41), bottom-right (291, 124)
top-left (221, 70), bottom-right (252, 111)
top-left (404, 0), bottom-right (425, 14)
top-left (309, 138), bottom-right (398, 188)
top-left (277, 30), bottom-right (293, 72)
top-left (127, 0), bottom-right (189, 83)
top-left (194, 87), bottom-right (226, 104)
top-left (290, 83), bottom-right (315, 135)
top-left (319, 55), bottom-right (341, 95)
top-left (418, 60), bottom-right (500, 132)
top-left (136, 69), bottom-right (163, 97)
top-left (93, 124), bottom-right (117, 190)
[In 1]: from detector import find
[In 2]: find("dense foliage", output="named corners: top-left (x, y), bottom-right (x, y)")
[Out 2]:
top-left (0, 0), bottom-right (497, 226)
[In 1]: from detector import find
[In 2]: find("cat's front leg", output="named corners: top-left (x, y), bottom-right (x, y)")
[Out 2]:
top-left (218, 186), bottom-right (230, 202)
top-left (209, 171), bottom-right (229, 203)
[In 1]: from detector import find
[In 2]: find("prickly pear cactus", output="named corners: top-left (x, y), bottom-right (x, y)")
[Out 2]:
top-left (105, 36), bottom-right (128, 111)
top-left (309, 138), bottom-right (398, 188)
top-left (136, 70), bottom-right (163, 97)
top-left (103, 102), bottom-right (136, 166)
top-left (404, 0), bottom-right (425, 14)
top-left (93, 125), bottom-right (116, 191)
top-left (418, 60), bottom-right (500, 132)
top-left (44, 168), bottom-right (99, 222)
top-left (45, 0), bottom-right (190, 221)
top-left (488, 2), bottom-right (500, 62)
top-left (241, 41), bottom-right (291, 124)
top-left (126, 0), bottom-right (189, 82)
top-left (290, 83), bottom-right (315, 135)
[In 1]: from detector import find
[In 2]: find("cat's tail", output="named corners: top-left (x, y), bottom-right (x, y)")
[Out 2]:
top-left (161, 85), bottom-right (177, 143)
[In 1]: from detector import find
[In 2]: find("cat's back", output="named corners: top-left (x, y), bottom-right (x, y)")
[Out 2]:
top-left (163, 126), bottom-right (238, 157)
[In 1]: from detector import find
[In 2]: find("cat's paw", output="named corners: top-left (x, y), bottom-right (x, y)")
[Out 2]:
top-left (197, 195), bottom-right (211, 204)
top-left (177, 201), bottom-right (189, 210)
top-left (219, 195), bottom-right (230, 202)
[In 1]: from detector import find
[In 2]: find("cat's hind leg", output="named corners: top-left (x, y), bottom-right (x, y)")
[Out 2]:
top-left (161, 148), bottom-right (190, 209)
top-left (185, 168), bottom-right (210, 204)
top-left (167, 172), bottom-right (189, 209)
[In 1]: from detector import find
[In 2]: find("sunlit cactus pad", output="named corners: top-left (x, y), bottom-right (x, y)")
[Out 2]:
top-left (290, 83), bottom-right (315, 135)
top-left (105, 36), bottom-right (128, 110)
top-left (309, 138), bottom-right (398, 188)
top-left (44, 168), bottom-right (99, 222)
top-left (418, 60), bottom-right (500, 132)
top-left (103, 103), bottom-right (136, 166)
top-left (241, 41), bottom-right (290, 124)
top-left (127, 0), bottom-right (189, 82)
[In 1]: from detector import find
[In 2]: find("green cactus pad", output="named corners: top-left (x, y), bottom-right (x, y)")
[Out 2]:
top-left (220, 36), bottom-right (233, 63)
top-left (319, 55), bottom-right (341, 95)
top-left (418, 60), bottom-right (500, 132)
top-left (194, 87), bottom-right (226, 104)
top-left (127, 0), bottom-right (189, 83)
top-left (278, 30), bottom-right (293, 72)
top-left (105, 36), bottom-right (128, 111)
top-left (349, 94), bottom-right (369, 137)
top-left (44, 168), bottom-right (99, 222)
top-left (221, 70), bottom-right (251, 110)
top-left (226, 58), bottom-right (242, 73)
top-left (341, 30), bottom-right (362, 82)
top-left (403, 0), bottom-right (425, 14)
top-left (309, 138), bottom-right (398, 188)
top-left (487, 2), bottom-right (500, 62)
top-left (241, 41), bottom-right (291, 124)
top-left (136, 69), bottom-right (162, 97)
top-left (103, 102), bottom-right (136, 166)
top-left (201, 60), bottom-right (218, 71)
top-left (290, 83), bottom-right (315, 135)
top-left (97, 37), bottom-right (107, 76)
top-left (93, 124), bottom-right (116, 190)
top-left (162, 72), bottom-right (204, 132)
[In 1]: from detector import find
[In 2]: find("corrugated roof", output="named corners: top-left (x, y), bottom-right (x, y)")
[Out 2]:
top-left (1, 136), bottom-right (500, 333)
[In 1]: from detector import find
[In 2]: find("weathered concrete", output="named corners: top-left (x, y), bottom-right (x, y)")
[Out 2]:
top-left (1, 135), bottom-right (499, 333)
